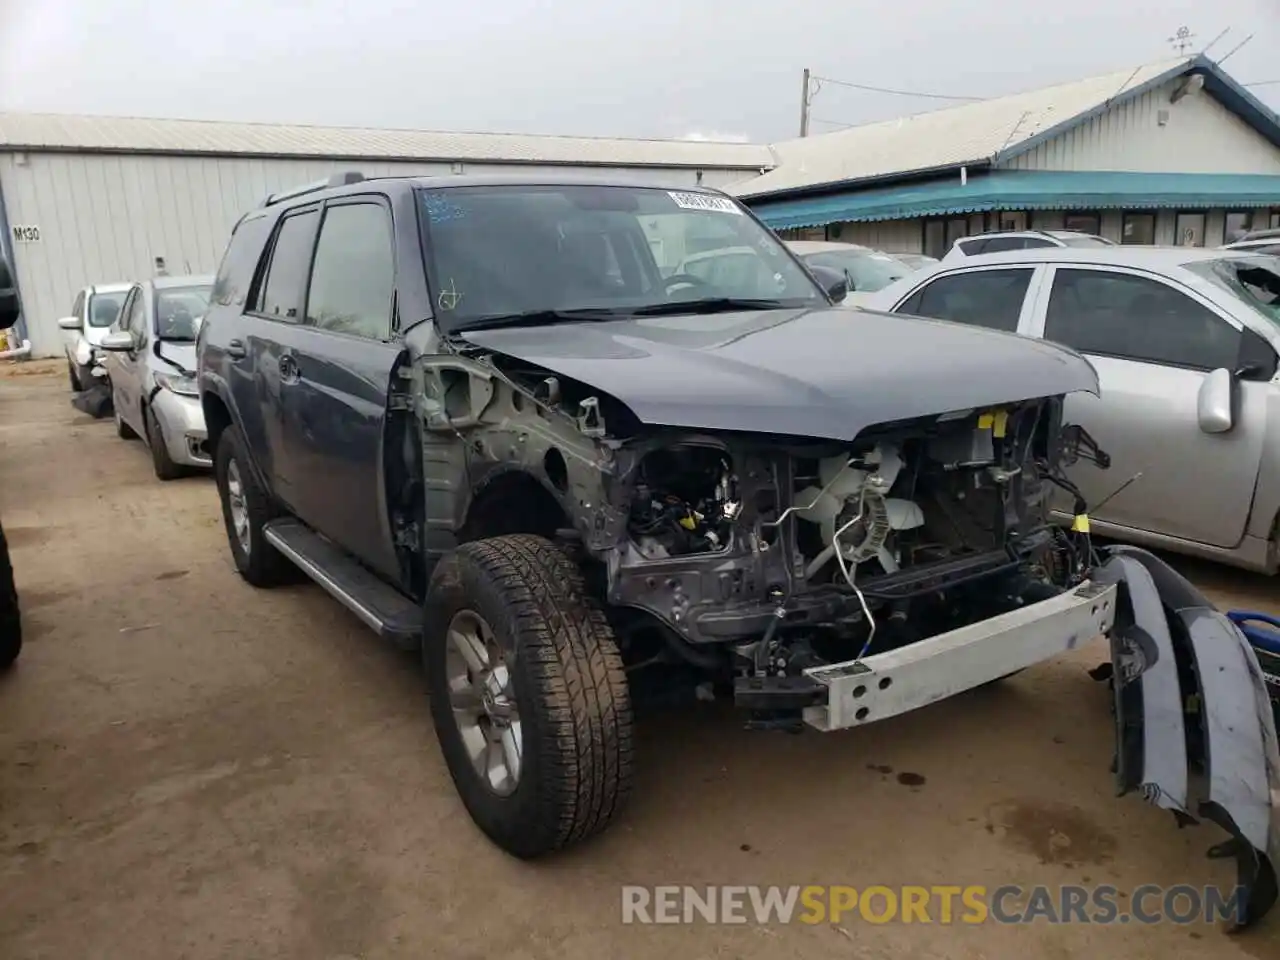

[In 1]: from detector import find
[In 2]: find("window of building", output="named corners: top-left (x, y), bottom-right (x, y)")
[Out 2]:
top-left (1121, 213), bottom-right (1156, 245)
top-left (1174, 212), bottom-right (1206, 247)
top-left (896, 268), bottom-right (1033, 333)
top-left (1225, 211), bottom-right (1254, 244)
top-left (923, 220), bottom-right (947, 259)
top-left (306, 203), bottom-right (395, 340)
top-left (1043, 268), bottom-right (1239, 371)
top-left (253, 209), bottom-right (319, 321)
top-left (996, 211), bottom-right (1027, 232)
top-left (1063, 212), bottom-right (1101, 236)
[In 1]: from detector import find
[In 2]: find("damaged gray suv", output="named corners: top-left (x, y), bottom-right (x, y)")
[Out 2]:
top-left (198, 173), bottom-right (1280, 925)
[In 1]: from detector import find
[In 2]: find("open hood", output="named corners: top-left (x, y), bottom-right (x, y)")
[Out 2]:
top-left (458, 306), bottom-right (1098, 441)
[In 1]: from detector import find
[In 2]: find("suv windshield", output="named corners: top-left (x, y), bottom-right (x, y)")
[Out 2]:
top-left (87, 290), bottom-right (128, 328)
top-left (1186, 256), bottom-right (1280, 323)
top-left (416, 185), bottom-right (824, 329)
top-left (155, 285), bottom-right (212, 341)
top-left (799, 249), bottom-right (908, 292)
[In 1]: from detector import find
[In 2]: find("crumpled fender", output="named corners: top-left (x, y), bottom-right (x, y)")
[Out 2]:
top-left (73, 336), bottom-right (93, 367)
top-left (1098, 545), bottom-right (1280, 930)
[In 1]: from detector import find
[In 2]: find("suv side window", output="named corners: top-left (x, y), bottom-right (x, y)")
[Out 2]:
top-left (956, 238), bottom-right (988, 256)
top-left (1043, 268), bottom-right (1240, 370)
top-left (896, 268), bottom-right (1033, 333)
top-left (980, 237), bottom-right (1029, 253)
top-left (305, 202), bottom-right (395, 339)
top-left (252, 209), bottom-right (319, 321)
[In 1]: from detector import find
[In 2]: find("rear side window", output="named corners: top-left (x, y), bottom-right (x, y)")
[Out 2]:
top-left (305, 202), bottom-right (395, 340)
top-left (252, 209), bottom-right (319, 321)
top-left (957, 238), bottom-right (987, 256)
top-left (979, 237), bottom-right (1029, 253)
top-left (896, 268), bottom-right (1033, 333)
top-left (1043, 268), bottom-right (1240, 370)
top-left (212, 213), bottom-right (272, 309)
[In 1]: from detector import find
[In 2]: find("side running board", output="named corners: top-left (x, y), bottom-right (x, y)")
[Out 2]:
top-left (262, 518), bottom-right (422, 650)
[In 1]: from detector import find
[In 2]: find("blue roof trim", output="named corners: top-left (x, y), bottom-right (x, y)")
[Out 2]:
top-left (999, 55), bottom-right (1280, 164)
top-left (750, 170), bottom-right (1280, 229)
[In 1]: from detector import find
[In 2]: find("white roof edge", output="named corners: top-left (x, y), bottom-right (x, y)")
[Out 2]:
top-left (0, 111), bottom-right (775, 169)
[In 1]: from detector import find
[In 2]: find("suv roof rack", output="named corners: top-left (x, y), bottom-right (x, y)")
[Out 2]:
top-left (259, 171), bottom-right (365, 208)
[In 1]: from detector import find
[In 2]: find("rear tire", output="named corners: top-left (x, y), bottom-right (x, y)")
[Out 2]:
top-left (0, 515), bottom-right (22, 671)
top-left (424, 534), bottom-right (634, 858)
top-left (213, 425), bottom-right (293, 587)
top-left (146, 405), bottom-right (184, 481)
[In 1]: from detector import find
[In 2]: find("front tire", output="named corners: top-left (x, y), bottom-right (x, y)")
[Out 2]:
top-left (213, 425), bottom-right (293, 587)
top-left (0, 515), bottom-right (22, 670)
top-left (114, 402), bottom-right (137, 440)
top-left (424, 534), bottom-right (634, 858)
top-left (145, 405), bottom-right (184, 481)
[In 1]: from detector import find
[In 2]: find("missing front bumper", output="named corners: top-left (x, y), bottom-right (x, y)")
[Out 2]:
top-left (802, 579), bottom-right (1118, 731)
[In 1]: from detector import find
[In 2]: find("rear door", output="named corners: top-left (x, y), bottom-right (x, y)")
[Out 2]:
top-left (1023, 265), bottom-right (1268, 548)
top-left (235, 206), bottom-right (321, 508)
top-left (283, 195), bottom-right (403, 578)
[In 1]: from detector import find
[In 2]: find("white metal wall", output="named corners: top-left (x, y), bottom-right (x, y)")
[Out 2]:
top-left (0, 152), bottom-right (751, 357)
top-left (1002, 79), bottom-right (1280, 175)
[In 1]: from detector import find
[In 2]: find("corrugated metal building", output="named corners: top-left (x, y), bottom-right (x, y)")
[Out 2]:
top-left (0, 114), bottom-right (775, 356)
top-left (729, 55), bottom-right (1280, 260)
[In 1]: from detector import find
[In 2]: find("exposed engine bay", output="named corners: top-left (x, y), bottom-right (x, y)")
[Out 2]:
top-left (601, 398), bottom-right (1101, 699)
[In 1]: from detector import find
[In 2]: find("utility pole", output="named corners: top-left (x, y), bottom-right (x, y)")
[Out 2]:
top-left (799, 68), bottom-right (811, 138)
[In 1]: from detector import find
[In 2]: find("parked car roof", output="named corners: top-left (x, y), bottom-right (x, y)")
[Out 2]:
top-left (148, 274), bottom-right (216, 290)
top-left (783, 240), bottom-right (873, 255)
top-left (925, 245), bottom-right (1268, 269)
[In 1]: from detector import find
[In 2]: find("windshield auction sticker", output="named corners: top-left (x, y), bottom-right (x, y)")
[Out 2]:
top-left (668, 192), bottom-right (742, 215)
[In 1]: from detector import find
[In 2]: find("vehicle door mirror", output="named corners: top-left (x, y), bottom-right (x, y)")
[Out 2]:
top-left (1196, 367), bottom-right (1235, 434)
top-left (98, 330), bottom-right (136, 353)
top-left (809, 264), bottom-right (848, 304)
top-left (0, 258), bottom-right (19, 331)
top-left (58, 315), bottom-right (82, 331)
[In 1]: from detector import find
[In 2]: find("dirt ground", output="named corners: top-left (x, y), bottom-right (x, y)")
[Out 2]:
top-left (0, 363), bottom-right (1277, 960)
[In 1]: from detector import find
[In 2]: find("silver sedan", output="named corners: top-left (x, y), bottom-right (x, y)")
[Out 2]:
top-left (99, 275), bottom-right (214, 481)
top-left (864, 246), bottom-right (1280, 574)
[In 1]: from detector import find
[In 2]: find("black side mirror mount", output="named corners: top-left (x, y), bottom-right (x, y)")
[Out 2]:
top-left (809, 264), bottom-right (849, 304)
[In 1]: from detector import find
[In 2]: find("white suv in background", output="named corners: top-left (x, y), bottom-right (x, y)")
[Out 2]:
top-left (56, 282), bottom-right (132, 391)
top-left (1223, 228), bottom-right (1280, 256)
top-left (942, 229), bottom-right (1114, 262)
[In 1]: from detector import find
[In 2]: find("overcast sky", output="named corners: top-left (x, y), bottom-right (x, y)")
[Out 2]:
top-left (0, 0), bottom-right (1276, 143)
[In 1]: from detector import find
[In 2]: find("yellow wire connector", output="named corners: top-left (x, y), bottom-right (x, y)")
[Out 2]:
top-left (1071, 514), bottom-right (1091, 533)
top-left (977, 408), bottom-right (1009, 438)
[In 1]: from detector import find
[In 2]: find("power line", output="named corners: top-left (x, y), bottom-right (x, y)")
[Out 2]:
top-left (1245, 79), bottom-right (1280, 87)
top-left (809, 74), bottom-right (984, 102)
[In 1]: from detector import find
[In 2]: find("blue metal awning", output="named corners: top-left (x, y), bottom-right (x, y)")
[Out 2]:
top-left (749, 170), bottom-right (1280, 229)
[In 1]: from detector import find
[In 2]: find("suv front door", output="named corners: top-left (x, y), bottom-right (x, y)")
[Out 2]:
top-left (284, 196), bottom-right (403, 579)
top-left (1025, 265), bottom-right (1270, 548)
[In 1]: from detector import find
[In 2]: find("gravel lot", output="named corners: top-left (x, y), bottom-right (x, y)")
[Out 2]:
top-left (0, 363), bottom-right (1276, 959)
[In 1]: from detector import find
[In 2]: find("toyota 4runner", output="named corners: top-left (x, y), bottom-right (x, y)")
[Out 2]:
top-left (197, 173), bottom-right (1280, 927)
